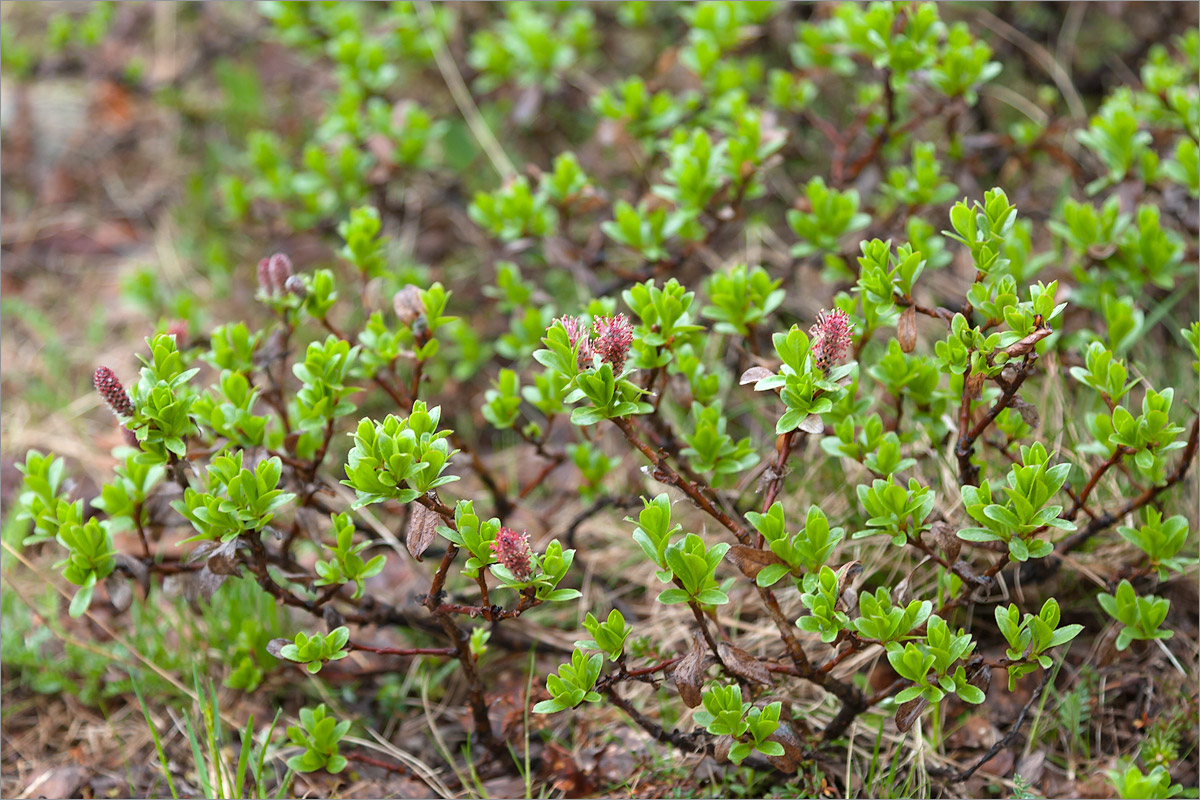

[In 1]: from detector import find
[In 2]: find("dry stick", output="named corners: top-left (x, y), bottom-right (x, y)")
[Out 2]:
top-left (343, 750), bottom-right (410, 775)
top-left (601, 685), bottom-right (785, 773)
top-left (350, 642), bottom-right (458, 657)
top-left (928, 668), bottom-right (1054, 783)
top-left (601, 685), bottom-right (714, 757)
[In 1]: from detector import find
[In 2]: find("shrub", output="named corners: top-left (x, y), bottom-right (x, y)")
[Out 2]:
top-left (6, 1), bottom-right (1197, 795)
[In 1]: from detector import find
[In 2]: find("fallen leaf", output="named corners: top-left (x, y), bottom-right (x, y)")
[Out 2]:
top-left (1015, 750), bottom-right (1046, 785)
top-left (19, 767), bottom-right (86, 800)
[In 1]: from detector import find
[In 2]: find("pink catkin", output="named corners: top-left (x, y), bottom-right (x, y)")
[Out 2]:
top-left (267, 253), bottom-right (292, 292)
top-left (93, 367), bottom-right (134, 418)
top-left (257, 252), bottom-right (293, 294)
top-left (491, 527), bottom-right (533, 581)
top-left (593, 314), bottom-right (633, 372)
top-left (556, 315), bottom-right (595, 370)
top-left (809, 309), bottom-right (852, 374)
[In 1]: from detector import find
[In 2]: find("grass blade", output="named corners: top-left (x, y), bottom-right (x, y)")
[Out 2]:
top-left (132, 676), bottom-right (180, 800)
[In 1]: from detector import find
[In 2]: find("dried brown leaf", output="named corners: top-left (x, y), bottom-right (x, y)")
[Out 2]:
top-left (966, 371), bottom-right (986, 400)
top-left (740, 366), bottom-right (774, 386)
top-left (673, 632), bottom-right (711, 708)
top-left (1002, 325), bottom-right (1052, 358)
top-left (1011, 396), bottom-right (1040, 428)
top-left (393, 285), bottom-right (424, 326)
top-left (898, 305), bottom-right (917, 353)
top-left (104, 573), bottom-right (132, 613)
top-left (930, 520), bottom-right (961, 563)
top-left (797, 415), bottom-right (825, 435)
top-left (834, 561), bottom-right (863, 595)
top-left (406, 504), bottom-right (437, 562)
top-left (895, 695), bottom-right (929, 732)
top-left (764, 722), bottom-right (805, 774)
top-left (725, 544), bottom-right (785, 580)
top-left (717, 642), bottom-right (772, 686)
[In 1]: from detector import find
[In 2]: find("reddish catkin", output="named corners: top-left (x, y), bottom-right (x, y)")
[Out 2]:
top-left (491, 527), bottom-right (533, 581)
top-left (257, 252), bottom-right (293, 295)
top-left (810, 308), bottom-right (852, 374)
top-left (594, 313), bottom-right (633, 373)
top-left (557, 315), bottom-right (595, 371)
top-left (93, 367), bottom-right (134, 418)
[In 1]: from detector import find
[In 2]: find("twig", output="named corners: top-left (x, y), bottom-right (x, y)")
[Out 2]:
top-left (928, 668), bottom-right (1054, 782)
top-left (344, 750), bottom-right (410, 775)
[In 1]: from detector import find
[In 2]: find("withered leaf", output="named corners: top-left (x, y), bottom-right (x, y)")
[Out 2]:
top-left (893, 558), bottom-right (929, 607)
top-left (929, 520), bottom-right (961, 563)
top-left (717, 641), bottom-right (772, 686)
top-left (764, 722), bottom-right (805, 774)
top-left (393, 285), bottom-right (424, 326)
top-left (324, 605), bottom-right (346, 630)
top-left (164, 566), bottom-right (230, 603)
top-left (1011, 396), bottom-right (1040, 428)
top-left (205, 538), bottom-right (244, 576)
top-left (833, 561), bottom-right (863, 595)
top-left (739, 366), bottom-right (774, 386)
top-left (966, 371), bottom-right (986, 400)
top-left (1002, 325), bottom-right (1052, 358)
top-left (838, 586), bottom-right (859, 616)
top-left (725, 545), bottom-right (785, 580)
top-left (965, 656), bottom-right (991, 696)
top-left (673, 632), bottom-right (711, 708)
top-left (895, 694), bottom-right (929, 732)
top-left (898, 305), bottom-right (917, 353)
top-left (113, 553), bottom-right (149, 593)
top-left (104, 573), bottom-right (132, 613)
top-left (406, 503), bottom-right (437, 561)
top-left (797, 415), bottom-right (825, 435)
top-left (196, 566), bottom-right (229, 600)
top-left (266, 638), bottom-right (291, 659)
top-left (712, 735), bottom-right (732, 764)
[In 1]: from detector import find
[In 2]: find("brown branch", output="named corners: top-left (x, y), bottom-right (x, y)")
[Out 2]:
top-left (611, 416), bottom-right (868, 736)
top-left (955, 353), bottom-right (1037, 486)
top-left (343, 750), bottom-right (409, 775)
top-left (612, 417), bottom-right (750, 544)
top-left (1057, 415), bottom-right (1199, 557)
top-left (350, 642), bottom-right (458, 657)
top-left (928, 668), bottom-right (1053, 783)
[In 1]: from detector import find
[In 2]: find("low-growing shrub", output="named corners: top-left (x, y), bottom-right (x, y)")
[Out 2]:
top-left (5, 1), bottom-right (1198, 796)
